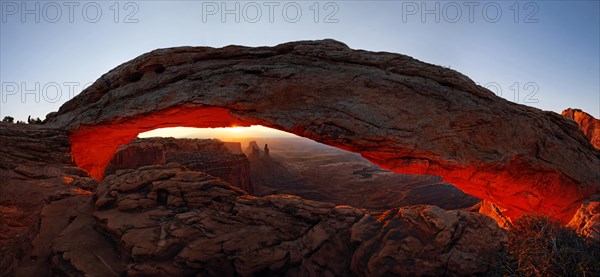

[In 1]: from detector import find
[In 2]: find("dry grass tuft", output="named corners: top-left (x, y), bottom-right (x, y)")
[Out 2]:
top-left (500, 214), bottom-right (600, 277)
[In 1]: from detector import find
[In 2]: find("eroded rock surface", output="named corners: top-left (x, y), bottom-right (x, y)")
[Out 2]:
top-left (50, 197), bottom-right (123, 276)
top-left (562, 108), bottom-right (600, 149)
top-left (351, 206), bottom-right (506, 276)
top-left (559, 109), bottom-right (599, 241)
top-left (569, 194), bottom-right (600, 242)
top-left (0, 123), bottom-right (96, 276)
top-left (91, 163), bottom-right (505, 276)
top-left (45, 39), bottom-right (600, 222)
top-left (106, 137), bottom-right (253, 193)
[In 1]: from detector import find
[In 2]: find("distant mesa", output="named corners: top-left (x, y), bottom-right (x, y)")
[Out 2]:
top-left (223, 141), bottom-right (243, 154)
top-left (106, 137), bottom-right (253, 193)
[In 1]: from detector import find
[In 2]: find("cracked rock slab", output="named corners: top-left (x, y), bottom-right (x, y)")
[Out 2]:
top-left (93, 163), bottom-right (505, 276)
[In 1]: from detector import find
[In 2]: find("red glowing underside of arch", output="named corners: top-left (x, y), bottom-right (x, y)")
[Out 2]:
top-left (69, 106), bottom-right (588, 224)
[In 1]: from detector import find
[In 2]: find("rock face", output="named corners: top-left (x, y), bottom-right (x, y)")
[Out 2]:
top-left (50, 197), bottom-right (124, 276)
top-left (45, 39), bottom-right (600, 223)
top-left (561, 109), bottom-right (600, 241)
top-left (223, 141), bottom-right (243, 154)
top-left (569, 194), bottom-right (600, 242)
top-left (562, 108), bottom-right (600, 149)
top-left (351, 206), bottom-right (506, 276)
top-left (479, 200), bottom-right (512, 229)
top-left (91, 163), bottom-right (505, 276)
top-left (0, 123), bottom-right (97, 276)
top-left (105, 137), bottom-right (253, 193)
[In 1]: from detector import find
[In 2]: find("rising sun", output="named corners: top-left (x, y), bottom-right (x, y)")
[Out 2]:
top-left (227, 126), bottom-right (247, 133)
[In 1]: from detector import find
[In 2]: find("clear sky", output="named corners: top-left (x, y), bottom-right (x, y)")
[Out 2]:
top-left (1, 0), bottom-right (599, 126)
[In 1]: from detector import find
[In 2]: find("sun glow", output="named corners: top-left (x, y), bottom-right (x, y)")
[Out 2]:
top-left (138, 125), bottom-right (298, 140)
top-left (227, 127), bottom-right (247, 133)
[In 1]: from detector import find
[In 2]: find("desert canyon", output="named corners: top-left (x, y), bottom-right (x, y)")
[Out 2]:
top-left (1, 40), bottom-right (599, 276)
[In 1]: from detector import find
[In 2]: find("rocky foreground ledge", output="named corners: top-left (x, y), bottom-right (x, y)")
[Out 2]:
top-left (0, 122), bottom-right (506, 276)
top-left (88, 162), bottom-right (505, 276)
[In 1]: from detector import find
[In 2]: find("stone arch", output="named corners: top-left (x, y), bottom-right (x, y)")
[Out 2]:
top-left (46, 39), bottom-right (599, 223)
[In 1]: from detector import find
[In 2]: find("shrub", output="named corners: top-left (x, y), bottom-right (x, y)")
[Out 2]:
top-left (502, 214), bottom-right (600, 276)
top-left (27, 116), bottom-right (43, 124)
top-left (2, 116), bottom-right (14, 123)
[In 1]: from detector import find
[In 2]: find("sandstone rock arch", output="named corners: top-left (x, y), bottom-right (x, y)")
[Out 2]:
top-left (46, 39), bottom-right (600, 223)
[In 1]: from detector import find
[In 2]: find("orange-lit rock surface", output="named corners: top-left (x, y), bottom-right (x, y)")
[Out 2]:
top-left (562, 108), bottom-right (600, 149)
top-left (561, 109), bottom-right (600, 240)
top-left (569, 194), bottom-right (600, 242)
top-left (478, 200), bottom-right (512, 228)
top-left (45, 40), bottom-right (600, 223)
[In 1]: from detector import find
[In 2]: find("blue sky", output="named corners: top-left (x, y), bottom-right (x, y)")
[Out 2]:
top-left (1, 0), bottom-right (599, 121)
